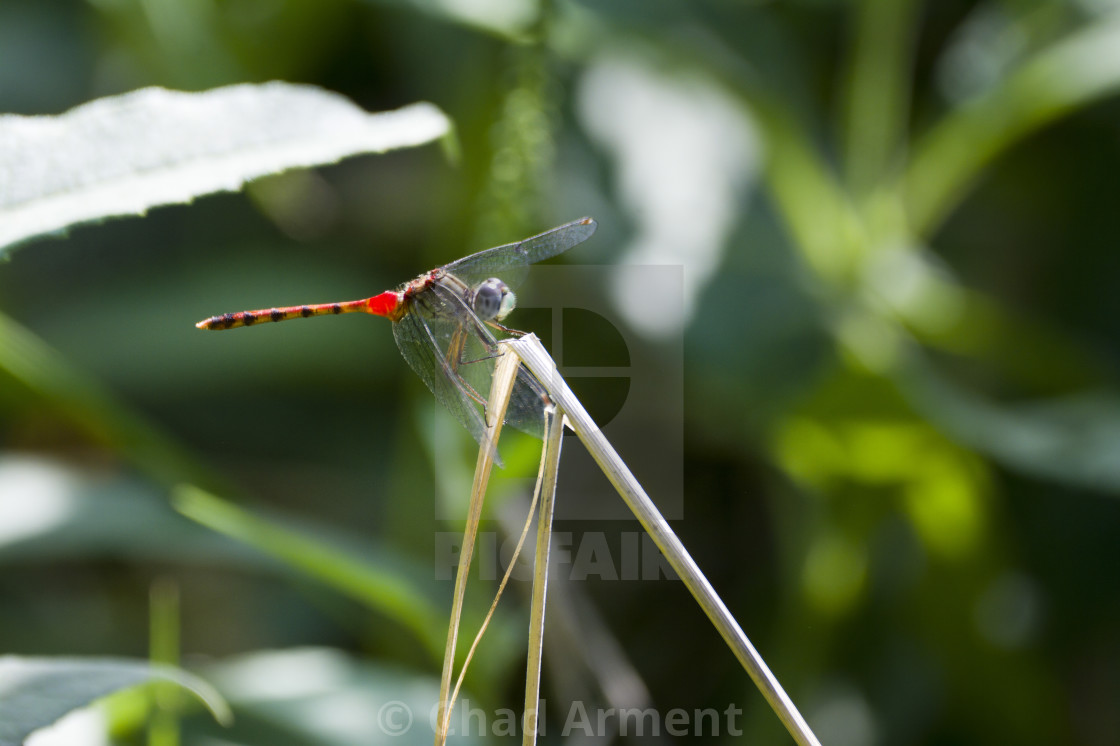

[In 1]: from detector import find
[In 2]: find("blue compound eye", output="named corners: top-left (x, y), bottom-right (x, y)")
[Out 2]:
top-left (473, 278), bottom-right (513, 321)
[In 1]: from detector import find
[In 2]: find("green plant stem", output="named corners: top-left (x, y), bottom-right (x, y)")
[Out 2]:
top-left (842, 0), bottom-right (918, 195)
top-left (148, 578), bottom-right (181, 746)
top-left (749, 96), bottom-right (866, 283)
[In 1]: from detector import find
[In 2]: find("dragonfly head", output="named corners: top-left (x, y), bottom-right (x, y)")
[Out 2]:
top-left (473, 278), bottom-right (517, 322)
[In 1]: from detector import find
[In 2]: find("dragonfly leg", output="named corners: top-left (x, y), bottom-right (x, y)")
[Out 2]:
top-left (447, 365), bottom-right (516, 427)
top-left (450, 366), bottom-right (524, 434)
top-left (440, 325), bottom-right (496, 407)
top-left (450, 320), bottom-right (524, 367)
top-left (458, 348), bottom-right (504, 366)
top-left (487, 321), bottom-right (527, 337)
top-left (458, 376), bottom-right (490, 408)
top-left (451, 316), bottom-right (509, 367)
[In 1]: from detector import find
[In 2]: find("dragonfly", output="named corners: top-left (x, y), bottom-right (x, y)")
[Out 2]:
top-left (196, 217), bottom-right (597, 461)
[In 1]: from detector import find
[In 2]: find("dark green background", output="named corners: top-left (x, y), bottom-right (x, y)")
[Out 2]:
top-left (2, 1), bottom-right (1119, 744)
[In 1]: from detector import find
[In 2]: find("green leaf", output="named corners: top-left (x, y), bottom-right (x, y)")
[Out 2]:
top-left (0, 656), bottom-right (231, 746)
top-left (0, 312), bottom-right (224, 491)
top-left (359, 0), bottom-right (538, 40)
top-left (172, 485), bottom-right (448, 660)
top-left (907, 13), bottom-right (1120, 235)
top-left (0, 82), bottom-right (450, 253)
top-left (172, 486), bottom-right (522, 684)
top-left (200, 648), bottom-right (485, 745)
top-left (902, 358), bottom-right (1120, 494)
top-left (0, 455), bottom-right (252, 563)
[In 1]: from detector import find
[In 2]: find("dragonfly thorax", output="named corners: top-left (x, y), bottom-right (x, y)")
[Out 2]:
top-left (472, 277), bottom-right (516, 322)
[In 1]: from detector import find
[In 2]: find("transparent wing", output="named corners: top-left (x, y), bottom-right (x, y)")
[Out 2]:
top-left (428, 282), bottom-right (551, 440)
top-left (441, 217), bottom-right (597, 289)
top-left (391, 299), bottom-right (493, 457)
top-left (424, 282), bottom-right (502, 406)
top-left (394, 281), bottom-right (550, 456)
top-left (502, 366), bottom-right (550, 439)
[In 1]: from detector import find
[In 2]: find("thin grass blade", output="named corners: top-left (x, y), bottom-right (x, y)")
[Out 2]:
top-left (445, 406), bottom-right (560, 729)
top-left (522, 407), bottom-right (564, 746)
top-left (435, 346), bottom-right (521, 746)
top-left (508, 335), bottom-right (821, 746)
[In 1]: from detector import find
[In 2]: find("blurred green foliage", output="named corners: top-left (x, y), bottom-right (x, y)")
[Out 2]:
top-left (3, 0), bottom-right (1120, 744)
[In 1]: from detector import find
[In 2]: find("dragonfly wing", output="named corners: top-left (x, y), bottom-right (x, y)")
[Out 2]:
top-left (425, 281), bottom-right (502, 398)
top-left (392, 304), bottom-right (493, 456)
top-left (441, 217), bottom-right (597, 289)
top-left (428, 280), bottom-right (551, 440)
top-left (404, 280), bottom-right (550, 446)
top-left (502, 367), bottom-right (550, 439)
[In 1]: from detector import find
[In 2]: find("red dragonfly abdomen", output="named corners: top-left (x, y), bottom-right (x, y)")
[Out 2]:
top-left (196, 290), bottom-right (404, 330)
